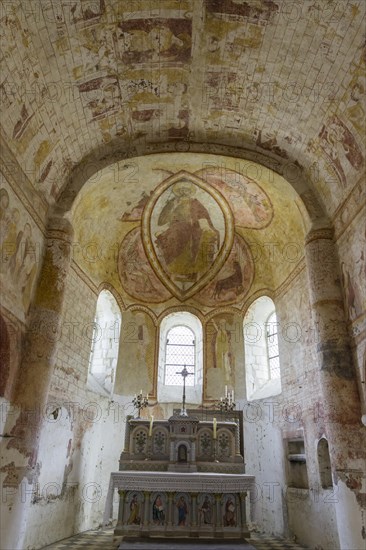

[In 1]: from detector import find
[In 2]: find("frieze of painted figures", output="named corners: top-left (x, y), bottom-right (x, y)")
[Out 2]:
top-left (121, 491), bottom-right (240, 529)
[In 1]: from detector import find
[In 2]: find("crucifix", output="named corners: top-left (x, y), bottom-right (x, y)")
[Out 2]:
top-left (176, 365), bottom-right (194, 417)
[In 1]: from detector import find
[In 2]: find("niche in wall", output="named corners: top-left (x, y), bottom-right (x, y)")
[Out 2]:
top-left (317, 437), bottom-right (333, 489)
top-left (285, 438), bottom-right (309, 489)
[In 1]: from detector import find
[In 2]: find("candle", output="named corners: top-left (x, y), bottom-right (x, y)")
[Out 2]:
top-left (149, 415), bottom-right (154, 436)
top-left (213, 417), bottom-right (217, 439)
top-left (140, 389), bottom-right (143, 395)
top-left (225, 385), bottom-right (228, 397)
top-left (232, 389), bottom-right (234, 402)
top-left (146, 393), bottom-right (149, 400)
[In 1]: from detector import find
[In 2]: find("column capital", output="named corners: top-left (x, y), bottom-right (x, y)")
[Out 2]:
top-left (305, 227), bottom-right (333, 245)
top-left (46, 215), bottom-right (74, 242)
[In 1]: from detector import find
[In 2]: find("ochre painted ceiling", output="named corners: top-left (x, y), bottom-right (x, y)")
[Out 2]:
top-left (72, 153), bottom-right (307, 314)
top-left (1, 0), bottom-right (365, 222)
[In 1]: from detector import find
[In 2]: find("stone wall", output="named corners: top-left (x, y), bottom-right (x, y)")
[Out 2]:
top-left (20, 267), bottom-right (127, 548)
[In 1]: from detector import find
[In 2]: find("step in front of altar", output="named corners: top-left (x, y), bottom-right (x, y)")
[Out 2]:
top-left (119, 536), bottom-right (257, 549)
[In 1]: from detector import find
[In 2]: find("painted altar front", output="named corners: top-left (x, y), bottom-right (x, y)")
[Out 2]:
top-left (105, 409), bottom-right (255, 543)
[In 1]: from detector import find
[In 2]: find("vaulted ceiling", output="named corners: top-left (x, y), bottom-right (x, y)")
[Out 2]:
top-left (1, 0), bottom-right (365, 223)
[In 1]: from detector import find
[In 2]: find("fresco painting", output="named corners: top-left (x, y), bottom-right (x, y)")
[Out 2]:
top-left (144, 172), bottom-right (234, 301)
top-left (205, 312), bottom-right (244, 401)
top-left (196, 234), bottom-right (254, 306)
top-left (0, 187), bottom-right (39, 318)
top-left (72, 154), bottom-right (306, 308)
top-left (116, 19), bottom-right (192, 66)
top-left (318, 115), bottom-right (364, 188)
top-left (118, 228), bottom-right (170, 303)
top-left (196, 167), bottom-right (273, 228)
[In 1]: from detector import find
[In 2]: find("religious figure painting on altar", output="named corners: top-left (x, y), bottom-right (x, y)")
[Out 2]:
top-left (127, 493), bottom-right (141, 525)
top-left (223, 494), bottom-right (237, 527)
top-left (152, 494), bottom-right (165, 525)
top-left (176, 494), bottom-right (189, 526)
top-left (199, 494), bottom-right (213, 525)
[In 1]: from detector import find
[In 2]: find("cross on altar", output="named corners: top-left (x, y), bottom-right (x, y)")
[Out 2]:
top-left (176, 365), bottom-right (194, 417)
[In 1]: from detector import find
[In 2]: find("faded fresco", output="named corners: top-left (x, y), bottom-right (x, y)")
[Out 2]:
top-left (116, 18), bottom-right (192, 66)
top-left (205, 312), bottom-right (244, 401)
top-left (196, 167), bottom-right (273, 228)
top-left (72, 153), bottom-right (306, 309)
top-left (114, 310), bottom-right (156, 398)
top-left (0, 185), bottom-right (42, 320)
top-left (144, 172), bottom-right (234, 300)
top-left (118, 228), bottom-right (170, 303)
top-left (0, 310), bottom-right (22, 399)
top-left (337, 207), bottom-right (366, 322)
top-left (318, 115), bottom-right (364, 188)
top-left (196, 234), bottom-right (254, 306)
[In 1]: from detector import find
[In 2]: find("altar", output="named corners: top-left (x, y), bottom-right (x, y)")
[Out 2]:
top-left (104, 408), bottom-right (255, 543)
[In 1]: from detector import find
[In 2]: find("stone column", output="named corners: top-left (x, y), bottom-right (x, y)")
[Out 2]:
top-left (239, 492), bottom-right (247, 530)
top-left (191, 493), bottom-right (198, 528)
top-left (143, 491), bottom-right (150, 528)
top-left (215, 494), bottom-right (222, 528)
top-left (304, 227), bottom-right (364, 549)
top-left (167, 493), bottom-right (174, 528)
top-left (117, 490), bottom-right (126, 526)
top-left (191, 440), bottom-right (196, 462)
top-left (1, 215), bottom-right (73, 550)
top-left (123, 416), bottom-right (132, 452)
top-left (235, 422), bottom-right (241, 457)
top-left (11, 216), bottom-right (74, 450)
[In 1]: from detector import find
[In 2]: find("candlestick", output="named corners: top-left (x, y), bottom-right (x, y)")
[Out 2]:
top-left (216, 390), bottom-right (236, 413)
top-left (213, 417), bottom-right (217, 439)
top-left (132, 391), bottom-right (149, 418)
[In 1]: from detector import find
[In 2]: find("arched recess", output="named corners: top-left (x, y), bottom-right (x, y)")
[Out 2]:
top-left (244, 296), bottom-right (282, 401)
top-left (87, 289), bottom-right (122, 396)
top-left (157, 311), bottom-right (203, 405)
top-left (317, 437), bottom-right (333, 489)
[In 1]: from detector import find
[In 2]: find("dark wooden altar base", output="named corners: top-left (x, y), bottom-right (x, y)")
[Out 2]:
top-left (119, 537), bottom-right (256, 549)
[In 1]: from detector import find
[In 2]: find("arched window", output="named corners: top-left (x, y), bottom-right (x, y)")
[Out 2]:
top-left (266, 311), bottom-right (280, 380)
top-left (164, 325), bottom-right (195, 386)
top-left (158, 312), bottom-right (203, 404)
top-left (87, 289), bottom-right (121, 396)
top-left (244, 296), bottom-right (282, 401)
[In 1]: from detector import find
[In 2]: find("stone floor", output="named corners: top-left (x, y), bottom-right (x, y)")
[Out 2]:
top-left (42, 528), bottom-right (309, 549)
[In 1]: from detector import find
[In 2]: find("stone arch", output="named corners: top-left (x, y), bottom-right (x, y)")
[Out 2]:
top-left (317, 437), bottom-right (333, 489)
top-left (217, 428), bottom-right (234, 459)
top-left (197, 428), bottom-right (214, 459)
top-left (87, 289), bottom-right (122, 396)
top-left (55, 143), bottom-right (329, 228)
top-left (157, 311), bottom-right (203, 405)
top-left (243, 296), bottom-right (282, 401)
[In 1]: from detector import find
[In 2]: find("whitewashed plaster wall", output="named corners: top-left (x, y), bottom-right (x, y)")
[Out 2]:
top-left (20, 269), bottom-right (127, 549)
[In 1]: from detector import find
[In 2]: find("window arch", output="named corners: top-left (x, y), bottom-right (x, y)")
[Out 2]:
top-left (164, 325), bottom-right (195, 386)
top-left (266, 311), bottom-right (280, 380)
top-left (87, 289), bottom-right (121, 396)
top-left (317, 437), bottom-right (333, 489)
top-left (243, 296), bottom-right (282, 401)
top-left (158, 312), bottom-right (203, 404)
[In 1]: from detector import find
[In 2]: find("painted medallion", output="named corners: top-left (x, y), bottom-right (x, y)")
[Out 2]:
top-left (142, 171), bottom-right (234, 300)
